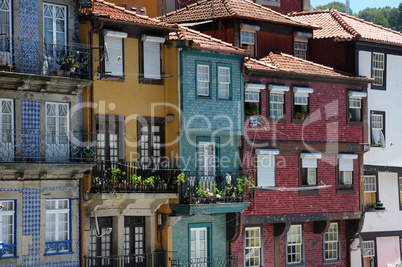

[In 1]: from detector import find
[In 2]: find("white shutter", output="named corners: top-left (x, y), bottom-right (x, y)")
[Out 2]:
top-left (302, 158), bottom-right (317, 168)
top-left (143, 41), bottom-right (161, 79)
top-left (338, 154), bottom-right (357, 171)
top-left (257, 154), bottom-right (275, 186)
top-left (105, 36), bottom-right (123, 76)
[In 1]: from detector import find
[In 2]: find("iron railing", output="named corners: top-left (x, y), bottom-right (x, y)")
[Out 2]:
top-left (170, 256), bottom-right (238, 267)
top-left (0, 131), bottom-right (96, 163)
top-left (84, 251), bottom-right (168, 267)
top-left (179, 171), bottom-right (253, 204)
top-left (0, 37), bottom-right (91, 79)
top-left (90, 161), bottom-right (180, 193)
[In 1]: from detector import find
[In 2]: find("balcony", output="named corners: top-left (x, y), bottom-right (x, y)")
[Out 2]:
top-left (0, 37), bottom-right (91, 79)
top-left (90, 161), bottom-right (180, 194)
top-left (84, 251), bottom-right (168, 267)
top-left (170, 256), bottom-right (238, 267)
top-left (0, 131), bottom-right (95, 163)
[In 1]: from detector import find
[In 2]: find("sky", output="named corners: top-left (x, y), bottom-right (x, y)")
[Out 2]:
top-left (310, 0), bottom-right (402, 13)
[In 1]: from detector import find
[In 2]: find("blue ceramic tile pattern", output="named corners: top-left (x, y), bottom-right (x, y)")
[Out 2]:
top-left (21, 100), bottom-right (40, 160)
top-left (0, 187), bottom-right (79, 266)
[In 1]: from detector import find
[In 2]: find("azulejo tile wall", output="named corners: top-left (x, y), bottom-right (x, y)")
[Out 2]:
top-left (21, 101), bottom-right (40, 161)
top-left (0, 187), bottom-right (79, 267)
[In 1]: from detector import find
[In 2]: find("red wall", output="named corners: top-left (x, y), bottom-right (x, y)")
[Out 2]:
top-left (245, 78), bottom-right (364, 144)
top-left (257, 32), bottom-right (293, 58)
top-left (231, 221), bottom-right (348, 267)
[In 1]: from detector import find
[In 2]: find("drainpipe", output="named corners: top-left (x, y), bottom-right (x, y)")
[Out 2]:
top-left (177, 47), bottom-right (182, 169)
top-left (90, 20), bottom-right (103, 134)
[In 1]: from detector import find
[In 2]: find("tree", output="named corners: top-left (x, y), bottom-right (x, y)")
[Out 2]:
top-left (313, 1), bottom-right (353, 14)
top-left (373, 12), bottom-right (389, 27)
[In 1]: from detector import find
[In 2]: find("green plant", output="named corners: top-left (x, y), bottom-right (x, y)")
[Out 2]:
top-left (131, 174), bottom-right (142, 185)
top-left (144, 176), bottom-right (155, 187)
top-left (245, 105), bottom-right (259, 117)
top-left (236, 176), bottom-right (255, 196)
top-left (175, 173), bottom-right (185, 184)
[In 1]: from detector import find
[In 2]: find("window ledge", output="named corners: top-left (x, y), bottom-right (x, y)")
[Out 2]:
top-left (139, 77), bottom-right (164, 85)
top-left (336, 188), bottom-right (355, 194)
top-left (286, 263), bottom-right (305, 267)
top-left (299, 187), bottom-right (319, 195)
top-left (44, 251), bottom-right (74, 256)
top-left (323, 259), bottom-right (341, 265)
top-left (370, 85), bottom-right (386, 90)
top-left (268, 117), bottom-right (286, 123)
top-left (100, 74), bottom-right (125, 82)
top-left (347, 121), bottom-right (363, 126)
top-left (0, 256), bottom-right (18, 260)
top-left (292, 118), bottom-right (310, 124)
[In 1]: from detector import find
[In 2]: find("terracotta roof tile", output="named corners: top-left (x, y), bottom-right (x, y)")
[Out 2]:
top-left (169, 26), bottom-right (250, 55)
top-left (159, 0), bottom-right (315, 28)
top-left (291, 9), bottom-right (402, 46)
top-left (245, 52), bottom-right (372, 82)
top-left (80, 0), bottom-right (176, 29)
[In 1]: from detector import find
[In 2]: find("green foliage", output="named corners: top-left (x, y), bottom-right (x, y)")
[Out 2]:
top-left (236, 176), bottom-right (255, 196)
top-left (175, 173), bottom-right (185, 184)
top-left (357, 3), bottom-right (402, 32)
top-left (373, 12), bottom-right (389, 27)
top-left (313, 1), bottom-right (352, 14)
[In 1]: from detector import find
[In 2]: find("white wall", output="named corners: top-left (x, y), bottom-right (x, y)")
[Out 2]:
top-left (377, 236), bottom-right (401, 267)
top-left (359, 51), bottom-right (402, 167)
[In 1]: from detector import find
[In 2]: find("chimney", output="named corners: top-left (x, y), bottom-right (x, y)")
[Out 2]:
top-left (302, 0), bottom-right (311, 11)
top-left (117, 4), bottom-right (147, 16)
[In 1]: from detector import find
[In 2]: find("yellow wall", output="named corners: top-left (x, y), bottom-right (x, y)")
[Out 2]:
top-left (80, 22), bottom-right (179, 163)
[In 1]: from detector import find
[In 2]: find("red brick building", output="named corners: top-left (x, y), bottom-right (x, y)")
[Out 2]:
top-left (233, 53), bottom-right (371, 266)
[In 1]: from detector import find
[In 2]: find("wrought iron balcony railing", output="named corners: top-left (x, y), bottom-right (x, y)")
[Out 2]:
top-left (84, 251), bottom-right (168, 267)
top-left (90, 161), bottom-right (180, 194)
top-left (0, 131), bottom-right (96, 163)
top-left (0, 37), bottom-right (92, 79)
top-left (170, 255), bottom-right (238, 267)
top-left (179, 171), bottom-right (253, 204)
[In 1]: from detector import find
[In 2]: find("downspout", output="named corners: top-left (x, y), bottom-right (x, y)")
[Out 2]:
top-left (177, 47), bottom-right (182, 169)
top-left (80, 19), bottom-right (103, 267)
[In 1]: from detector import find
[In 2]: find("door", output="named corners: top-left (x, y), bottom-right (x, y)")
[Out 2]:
top-left (137, 117), bottom-right (165, 169)
top-left (0, 99), bottom-right (13, 161)
top-left (124, 216), bottom-right (146, 266)
top-left (46, 102), bottom-right (69, 162)
top-left (89, 217), bottom-right (113, 267)
top-left (190, 227), bottom-right (208, 266)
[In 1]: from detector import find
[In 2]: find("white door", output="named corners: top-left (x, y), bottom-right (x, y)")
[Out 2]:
top-left (0, 99), bottom-right (13, 161)
top-left (198, 142), bottom-right (215, 175)
top-left (46, 102), bottom-right (69, 161)
top-left (191, 227), bottom-right (208, 265)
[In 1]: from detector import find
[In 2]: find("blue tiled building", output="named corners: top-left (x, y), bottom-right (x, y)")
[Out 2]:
top-left (0, 0), bottom-right (93, 266)
top-left (168, 27), bottom-right (251, 265)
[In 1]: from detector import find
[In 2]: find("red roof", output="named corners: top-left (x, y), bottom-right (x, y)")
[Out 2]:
top-left (245, 52), bottom-right (372, 82)
top-left (169, 26), bottom-right (250, 55)
top-left (159, 0), bottom-right (315, 29)
top-left (81, 0), bottom-right (176, 29)
top-left (291, 9), bottom-right (402, 46)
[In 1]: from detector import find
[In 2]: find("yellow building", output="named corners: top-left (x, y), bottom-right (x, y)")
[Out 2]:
top-left (78, 1), bottom-right (180, 265)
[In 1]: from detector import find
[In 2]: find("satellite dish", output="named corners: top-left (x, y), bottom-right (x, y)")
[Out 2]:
top-left (379, 131), bottom-right (385, 148)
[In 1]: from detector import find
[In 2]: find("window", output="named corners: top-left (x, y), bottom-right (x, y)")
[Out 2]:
top-left (370, 111), bottom-right (385, 147)
top-left (372, 52), bottom-right (385, 88)
top-left (43, 3), bottom-right (67, 45)
top-left (190, 225), bottom-right (211, 261)
top-left (324, 222), bottom-right (339, 262)
top-left (89, 217), bottom-right (112, 264)
top-left (0, 98), bottom-right (14, 161)
top-left (399, 175), bottom-right (402, 210)
top-left (364, 175), bottom-right (377, 209)
top-left (137, 117), bottom-right (165, 168)
top-left (338, 154), bottom-right (357, 189)
top-left (198, 142), bottom-right (216, 175)
top-left (256, 149), bottom-right (279, 187)
top-left (362, 240), bottom-right (375, 266)
top-left (287, 225), bottom-right (303, 264)
top-left (300, 153), bottom-right (321, 186)
top-left (96, 114), bottom-right (125, 163)
top-left (124, 217), bottom-right (145, 262)
top-left (141, 35), bottom-right (165, 80)
top-left (267, 85), bottom-right (288, 119)
top-left (46, 102), bottom-right (70, 162)
top-left (45, 199), bottom-right (71, 254)
top-left (245, 83), bottom-right (264, 120)
top-left (294, 38), bottom-right (307, 60)
top-left (348, 91), bottom-right (367, 122)
top-left (240, 24), bottom-right (260, 56)
top-left (245, 227), bottom-right (261, 267)
top-left (0, 0), bottom-right (12, 65)
top-left (0, 200), bottom-right (16, 258)
top-left (218, 66), bottom-right (230, 99)
top-left (197, 64), bottom-right (210, 97)
top-left (103, 30), bottom-right (127, 77)
top-left (293, 86), bottom-right (313, 120)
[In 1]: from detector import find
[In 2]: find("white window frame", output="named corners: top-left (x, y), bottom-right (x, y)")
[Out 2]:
top-left (218, 66), bottom-right (230, 99)
top-left (142, 35), bottom-right (165, 80)
top-left (364, 175), bottom-right (376, 193)
top-left (324, 222), bottom-right (339, 261)
top-left (371, 112), bottom-right (384, 146)
top-left (362, 240), bottom-right (375, 257)
top-left (197, 64), bottom-right (210, 97)
top-left (372, 52), bottom-right (385, 86)
top-left (241, 31), bottom-right (255, 45)
top-left (244, 227), bottom-right (261, 267)
top-left (103, 30), bottom-right (128, 77)
top-left (256, 149), bottom-right (279, 187)
top-left (338, 154), bottom-right (357, 186)
top-left (268, 85), bottom-right (289, 119)
top-left (43, 3), bottom-right (67, 45)
top-left (294, 37), bottom-right (308, 60)
top-left (287, 224), bottom-right (303, 264)
top-left (0, 0), bottom-right (12, 54)
top-left (301, 153), bottom-right (321, 185)
top-left (190, 227), bottom-right (208, 260)
top-left (45, 199), bottom-right (71, 253)
top-left (0, 200), bottom-right (15, 258)
top-left (245, 83), bottom-right (265, 103)
top-left (198, 142), bottom-right (215, 175)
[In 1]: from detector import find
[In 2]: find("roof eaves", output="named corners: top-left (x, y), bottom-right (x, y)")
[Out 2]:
top-left (329, 8), bottom-right (359, 37)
